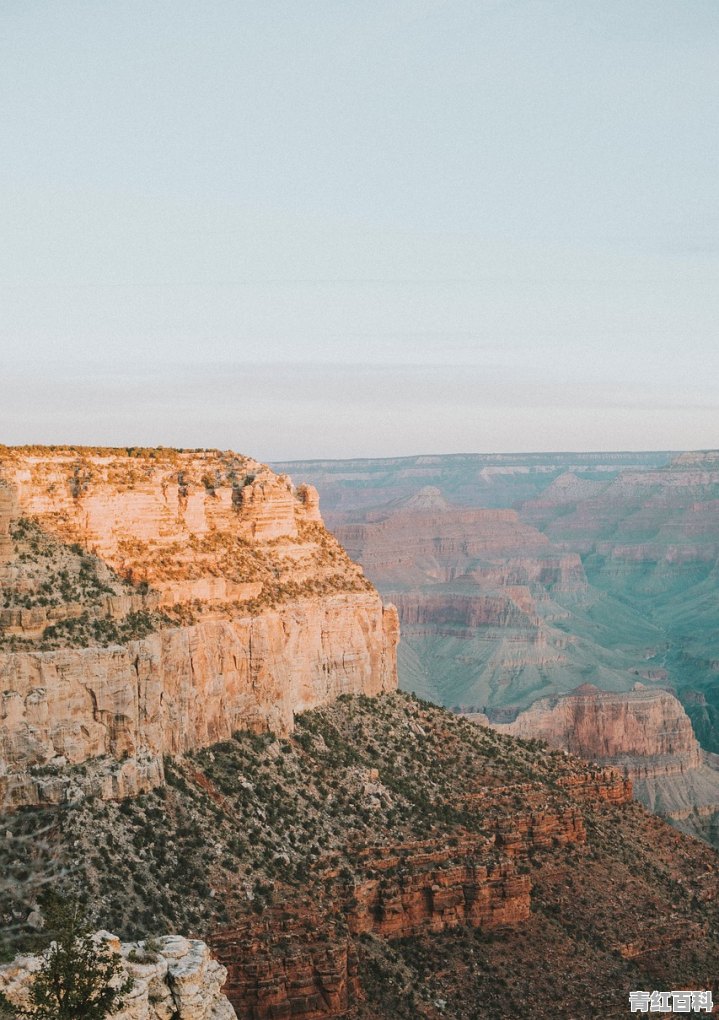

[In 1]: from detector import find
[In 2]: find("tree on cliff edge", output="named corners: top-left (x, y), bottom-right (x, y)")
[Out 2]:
top-left (0, 894), bottom-right (132, 1020)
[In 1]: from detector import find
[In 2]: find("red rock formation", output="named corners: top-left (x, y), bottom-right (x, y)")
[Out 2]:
top-left (210, 785), bottom-right (630, 1019)
top-left (212, 915), bottom-right (358, 1020)
top-left (486, 685), bottom-right (702, 776)
top-left (478, 686), bottom-right (719, 828)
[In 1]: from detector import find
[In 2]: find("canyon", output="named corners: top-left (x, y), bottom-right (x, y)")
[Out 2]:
top-left (282, 450), bottom-right (719, 848)
top-left (5, 690), bottom-right (719, 1020)
top-left (4, 447), bottom-right (719, 1018)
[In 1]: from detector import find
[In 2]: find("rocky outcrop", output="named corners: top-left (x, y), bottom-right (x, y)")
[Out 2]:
top-left (485, 684), bottom-right (702, 776)
top-left (0, 448), bottom-right (398, 808)
top-left (0, 450), bottom-right (358, 604)
top-left (0, 934), bottom-right (236, 1020)
top-left (391, 590), bottom-right (539, 632)
top-left (206, 758), bottom-right (634, 1020)
top-left (480, 685), bottom-right (719, 834)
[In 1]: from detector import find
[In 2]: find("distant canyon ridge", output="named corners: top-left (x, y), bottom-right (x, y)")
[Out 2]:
top-left (274, 450), bottom-right (719, 846)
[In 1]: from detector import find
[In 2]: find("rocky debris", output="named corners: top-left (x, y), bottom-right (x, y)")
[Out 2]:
top-left (0, 933), bottom-right (236, 1020)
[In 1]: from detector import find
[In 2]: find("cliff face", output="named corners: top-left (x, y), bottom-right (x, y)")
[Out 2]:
top-left (486, 684), bottom-right (703, 774)
top-left (481, 684), bottom-right (719, 839)
top-left (0, 448), bottom-right (398, 808)
top-left (0, 481), bottom-right (14, 563)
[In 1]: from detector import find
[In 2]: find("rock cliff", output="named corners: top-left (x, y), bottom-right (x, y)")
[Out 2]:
top-left (485, 684), bottom-right (703, 774)
top-left (0, 448), bottom-right (398, 809)
top-left (0, 934), bottom-right (236, 1020)
top-left (480, 684), bottom-right (719, 839)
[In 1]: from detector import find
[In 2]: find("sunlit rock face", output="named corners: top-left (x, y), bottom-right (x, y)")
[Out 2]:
top-left (484, 684), bottom-right (702, 774)
top-left (0, 447), bottom-right (398, 808)
top-left (480, 684), bottom-right (719, 844)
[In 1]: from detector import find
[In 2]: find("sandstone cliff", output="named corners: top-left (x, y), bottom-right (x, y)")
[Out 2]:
top-left (0, 448), bottom-right (398, 808)
top-left (484, 684), bottom-right (703, 774)
top-left (0, 934), bottom-right (236, 1020)
top-left (479, 684), bottom-right (719, 838)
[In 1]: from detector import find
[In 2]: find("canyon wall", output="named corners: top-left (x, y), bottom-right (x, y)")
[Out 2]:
top-left (479, 684), bottom-right (719, 835)
top-left (211, 795), bottom-right (624, 1020)
top-left (485, 684), bottom-right (702, 775)
top-left (0, 448), bottom-right (398, 808)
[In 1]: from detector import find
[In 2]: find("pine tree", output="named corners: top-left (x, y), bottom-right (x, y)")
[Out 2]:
top-left (0, 894), bottom-right (132, 1020)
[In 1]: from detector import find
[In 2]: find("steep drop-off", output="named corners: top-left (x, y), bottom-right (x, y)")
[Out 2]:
top-left (330, 487), bottom-right (654, 712)
top-left (0, 448), bottom-right (398, 809)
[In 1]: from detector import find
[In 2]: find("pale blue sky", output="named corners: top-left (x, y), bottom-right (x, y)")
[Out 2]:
top-left (1, 1), bottom-right (718, 458)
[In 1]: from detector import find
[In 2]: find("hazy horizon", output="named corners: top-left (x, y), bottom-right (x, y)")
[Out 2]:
top-left (3, 1), bottom-right (718, 459)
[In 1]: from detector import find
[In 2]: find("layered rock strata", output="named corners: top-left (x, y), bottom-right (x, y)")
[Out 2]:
top-left (478, 685), bottom-right (719, 830)
top-left (0, 448), bottom-right (398, 808)
top-left (328, 488), bottom-right (594, 707)
top-left (210, 781), bottom-right (629, 1019)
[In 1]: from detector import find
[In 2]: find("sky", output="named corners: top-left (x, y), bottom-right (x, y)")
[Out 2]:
top-left (1, 0), bottom-right (718, 459)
